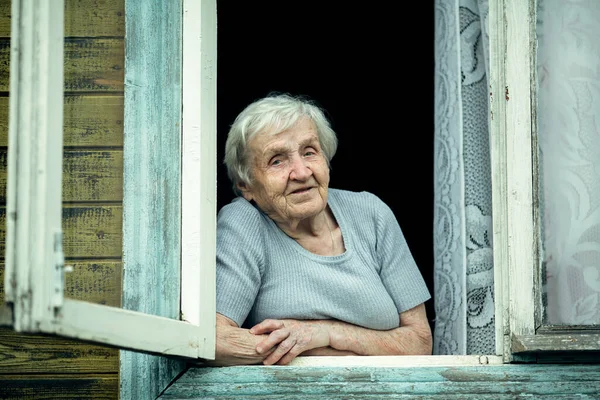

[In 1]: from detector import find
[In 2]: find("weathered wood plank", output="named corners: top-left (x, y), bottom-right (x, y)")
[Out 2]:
top-left (0, 150), bottom-right (123, 203)
top-left (61, 206), bottom-right (123, 259)
top-left (178, 364), bottom-right (600, 384)
top-left (0, 327), bottom-right (118, 373)
top-left (63, 261), bottom-right (122, 305)
top-left (0, 206), bottom-right (122, 260)
top-left (0, 260), bottom-right (121, 373)
top-left (0, 0), bottom-right (125, 38)
top-left (0, 261), bottom-right (122, 306)
top-left (162, 382), bottom-right (600, 398)
top-left (0, 373), bottom-right (118, 399)
top-left (513, 333), bottom-right (600, 353)
top-left (159, 395), bottom-right (600, 400)
top-left (62, 38), bottom-right (124, 92)
top-left (0, 38), bottom-right (124, 92)
top-left (0, 1), bottom-right (122, 397)
top-left (61, 151), bottom-right (123, 202)
top-left (62, 95), bottom-right (124, 146)
top-left (64, 0), bottom-right (125, 38)
top-left (61, 151), bottom-right (124, 202)
top-left (121, 1), bottom-right (185, 399)
top-left (0, 96), bottom-right (124, 147)
top-left (160, 365), bottom-right (600, 398)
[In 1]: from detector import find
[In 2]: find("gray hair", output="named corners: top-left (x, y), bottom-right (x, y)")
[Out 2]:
top-left (224, 93), bottom-right (338, 196)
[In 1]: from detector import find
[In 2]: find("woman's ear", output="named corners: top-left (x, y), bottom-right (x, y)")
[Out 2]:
top-left (237, 182), bottom-right (253, 201)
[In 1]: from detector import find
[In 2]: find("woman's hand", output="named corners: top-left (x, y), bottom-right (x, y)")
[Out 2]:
top-left (250, 319), bottom-right (331, 365)
top-left (252, 303), bottom-right (432, 364)
top-left (202, 313), bottom-right (274, 367)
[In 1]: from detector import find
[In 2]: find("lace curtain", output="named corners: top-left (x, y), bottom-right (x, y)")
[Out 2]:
top-left (433, 0), bottom-right (495, 355)
top-left (538, 0), bottom-right (600, 325)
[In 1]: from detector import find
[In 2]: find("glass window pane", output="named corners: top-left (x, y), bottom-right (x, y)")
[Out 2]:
top-left (537, 0), bottom-right (600, 325)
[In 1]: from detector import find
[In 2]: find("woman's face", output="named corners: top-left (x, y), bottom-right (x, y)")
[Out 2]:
top-left (239, 118), bottom-right (330, 225)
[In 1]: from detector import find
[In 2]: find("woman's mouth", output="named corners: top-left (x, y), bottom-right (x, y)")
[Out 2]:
top-left (291, 187), bottom-right (312, 194)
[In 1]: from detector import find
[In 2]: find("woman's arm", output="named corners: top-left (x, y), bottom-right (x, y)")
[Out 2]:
top-left (251, 303), bottom-right (432, 365)
top-left (298, 347), bottom-right (359, 357)
top-left (199, 313), bottom-right (358, 367)
top-left (327, 303), bottom-right (432, 356)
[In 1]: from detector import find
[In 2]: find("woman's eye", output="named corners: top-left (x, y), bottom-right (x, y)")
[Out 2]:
top-left (270, 159), bottom-right (282, 166)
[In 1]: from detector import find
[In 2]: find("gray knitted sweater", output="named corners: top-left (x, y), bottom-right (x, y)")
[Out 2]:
top-left (216, 188), bottom-right (431, 330)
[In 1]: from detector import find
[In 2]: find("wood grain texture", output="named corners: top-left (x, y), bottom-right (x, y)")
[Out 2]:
top-left (62, 151), bottom-right (123, 202)
top-left (0, 327), bottom-right (118, 373)
top-left (159, 364), bottom-right (600, 399)
top-left (0, 38), bottom-right (124, 92)
top-left (503, 0), bottom-right (537, 342)
top-left (61, 206), bottom-right (123, 259)
top-left (513, 333), bottom-right (600, 353)
top-left (0, 1), bottom-right (123, 399)
top-left (0, 260), bottom-right (121, 374)
top-left (0, 0), bottom-right (125, 38)
top-left (0, 373), bottom-right (118, 399)
top-left (0, 96), bottom-right (124, 147)
top-left (488, 0), bottom-right (511, 359)
top-left (120, 1), bottom-right (184, 399)
top-left (0, 261), bottom-right (122, 306)
top-left (0, 206), bottom-right (122, 260)
top-left (0, 150), bottom-right (123, 204)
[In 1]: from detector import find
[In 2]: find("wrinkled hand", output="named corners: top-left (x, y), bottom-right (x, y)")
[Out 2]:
top-left (249, 319), bottom-right (330, 365)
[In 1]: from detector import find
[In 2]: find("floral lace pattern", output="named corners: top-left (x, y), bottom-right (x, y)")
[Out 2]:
top-left (434, 0), bottom-right (494, 354)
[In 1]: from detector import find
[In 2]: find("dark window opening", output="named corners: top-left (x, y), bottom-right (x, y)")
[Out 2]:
top-left (216, 1), bottom-right (436, 335)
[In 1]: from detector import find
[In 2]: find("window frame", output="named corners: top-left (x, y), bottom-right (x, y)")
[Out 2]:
top-left (180, 0), bottom-right (217, 328)
top-left (489, 0), bottom-right (600, 361)
top-left (3, 0), bottom-right (216, 365)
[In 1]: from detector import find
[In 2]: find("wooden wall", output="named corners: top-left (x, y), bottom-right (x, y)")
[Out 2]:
top-left (0, 0), bottom-right (124, 398)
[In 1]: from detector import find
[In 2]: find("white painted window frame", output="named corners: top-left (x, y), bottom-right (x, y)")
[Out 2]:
top-left (180, 0), bottom-right (217, 331)
top-left (3, 0), bottom-right (215, 361)
top-left (490, 0), bottom-right (600, 361)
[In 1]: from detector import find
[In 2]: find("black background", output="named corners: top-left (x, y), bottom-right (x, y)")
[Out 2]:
top-left (216, 2), bottom-right (436, 331)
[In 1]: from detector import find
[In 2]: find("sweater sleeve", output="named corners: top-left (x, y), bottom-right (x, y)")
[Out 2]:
top-left (216, 199), bottom-right (264, 327)
top-left (371, 194), bottom-right (431, 314)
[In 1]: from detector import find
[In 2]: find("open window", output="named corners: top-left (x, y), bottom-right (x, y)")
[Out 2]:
top-left (490, 0), bottom-right (600, 362)
top-left (2, 0), bottom-right (216, 365)
top-left (4, 1), bottom-right (599, 397)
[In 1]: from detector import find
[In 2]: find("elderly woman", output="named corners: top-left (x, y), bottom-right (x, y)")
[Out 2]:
top-left (213, 93), bottom-right (432, 366)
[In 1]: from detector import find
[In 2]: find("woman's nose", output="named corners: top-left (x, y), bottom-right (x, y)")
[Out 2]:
top-left (289, 155), bottom-right (311, 181)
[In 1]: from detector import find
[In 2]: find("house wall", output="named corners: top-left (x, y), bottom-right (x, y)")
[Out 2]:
top-left (0, 0), bottom-right (124, 398)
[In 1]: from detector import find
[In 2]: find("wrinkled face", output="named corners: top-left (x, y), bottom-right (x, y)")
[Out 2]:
top-left (239, 118), bottom-right (330, 225)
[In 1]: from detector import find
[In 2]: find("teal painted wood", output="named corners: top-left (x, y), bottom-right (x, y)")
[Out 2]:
top-left (121, 1), bottom-right (184, 400)
top-left (159, 364), bottom-right (600, 399)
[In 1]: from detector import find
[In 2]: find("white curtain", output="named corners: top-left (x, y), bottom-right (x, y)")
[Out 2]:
top-left (433, 0), bottom-right (495, 355)
top-left (538, 0), bottom-right (600, 325)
